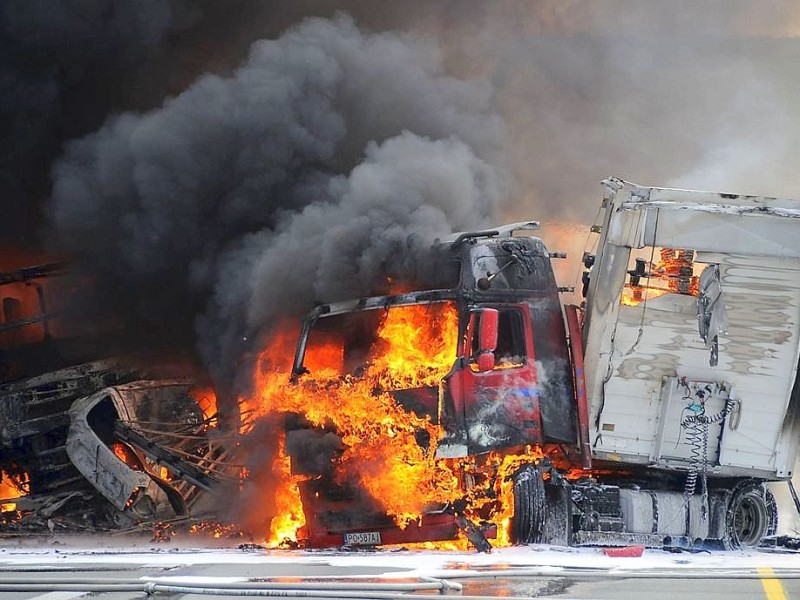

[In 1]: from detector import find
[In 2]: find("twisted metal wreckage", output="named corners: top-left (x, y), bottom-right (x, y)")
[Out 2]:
top-left (0, 362), bottom-right (234, 534)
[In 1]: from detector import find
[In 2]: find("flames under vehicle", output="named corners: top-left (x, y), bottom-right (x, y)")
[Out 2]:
top-left (284, 178), bottom-right (800, 550)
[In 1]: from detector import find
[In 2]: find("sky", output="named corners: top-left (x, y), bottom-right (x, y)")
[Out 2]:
top-left (6, 0), bottom-right (800, 246)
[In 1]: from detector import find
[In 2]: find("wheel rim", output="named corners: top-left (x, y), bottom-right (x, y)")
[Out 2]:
top-left (732, 491), bottom-right (768, 547)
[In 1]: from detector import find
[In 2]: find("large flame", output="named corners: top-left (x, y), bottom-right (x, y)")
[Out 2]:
top-left (239, 302), bottom-right (574, 548)
top-left (267, 433), bottom-right (306, 543)
top-left (241, 303), bottom-right (467, 543)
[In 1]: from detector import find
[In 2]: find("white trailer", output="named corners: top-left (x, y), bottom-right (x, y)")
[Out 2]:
top-left (575, 178), bottom-right (800, 547)
top-left (584, 177), bottom-right (800, 479)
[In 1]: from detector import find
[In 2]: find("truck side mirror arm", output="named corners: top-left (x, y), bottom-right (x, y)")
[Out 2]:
top-left (471, 308), bottom-right (499, 372)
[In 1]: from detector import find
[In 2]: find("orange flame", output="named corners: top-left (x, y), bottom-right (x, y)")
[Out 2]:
top-left (112, 442), bottom-right (141, 469)
top-left (268, 433), bottom-right (307, 544)
top-left (621, 247), bottom-right (699, 306)
top-left (190, 387), bottom-right (219, 425)
top-left (0, 469), bottom-right (28, 513)
top-left (240, 302), bottom-right (581, 548)
top-left (620, 284), bottom-right (670, 306)
top-left (241, 304), bottom-right (465, 543)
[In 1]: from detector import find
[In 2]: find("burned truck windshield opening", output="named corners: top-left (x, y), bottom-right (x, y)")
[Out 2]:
top-left (301, 301), bottom-right (458, 390)
top-left (469, 308), bottom-right (526, 366)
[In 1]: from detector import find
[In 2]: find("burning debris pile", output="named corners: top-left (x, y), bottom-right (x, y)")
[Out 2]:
top-left (0, 361), bottom-right (235, 536)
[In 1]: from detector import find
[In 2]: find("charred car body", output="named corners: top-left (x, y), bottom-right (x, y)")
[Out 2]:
top-left (0, 361), bottom-right (226, 532)
top-left (0, 263), bottom-right (227, 532)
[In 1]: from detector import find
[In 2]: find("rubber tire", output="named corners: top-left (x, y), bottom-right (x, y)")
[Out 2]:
top-left (765, 487), bottom-right (779, 537)
top-left (726, 482), bottom-right (778, 548)
top-left (511, 463), bottom-right (546, 544)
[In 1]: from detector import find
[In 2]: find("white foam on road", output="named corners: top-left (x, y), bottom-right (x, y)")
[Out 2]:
top-left (1, 543), bottom-right (799, 578)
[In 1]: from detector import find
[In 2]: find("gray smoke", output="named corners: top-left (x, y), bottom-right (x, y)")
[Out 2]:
top-left (23, 1), bottom-right (800, 247)
top-left (415, 0), bottom-right (800, 223)
top-left (0, 0), bottom-right (202, 247)
top-left (50, 15), bottom-right (509, 393)
top-left (48, 2), bottom-right (800, 394)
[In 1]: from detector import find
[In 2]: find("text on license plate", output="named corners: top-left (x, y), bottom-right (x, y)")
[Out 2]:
top-left (343, 531), bottom-right (382, 545)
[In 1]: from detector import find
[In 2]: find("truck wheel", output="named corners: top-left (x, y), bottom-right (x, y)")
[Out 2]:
top-left (726, 483), bottom-right (777, 548)
top-left (512, 463), bottom-right (545, 544)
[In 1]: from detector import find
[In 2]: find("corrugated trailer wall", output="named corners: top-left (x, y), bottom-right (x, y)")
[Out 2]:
top-left (583, 178), bottom-right (800, 481)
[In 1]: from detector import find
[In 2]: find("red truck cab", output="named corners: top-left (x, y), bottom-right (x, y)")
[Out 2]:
top-left (287, 224), bottom-right (583, 548)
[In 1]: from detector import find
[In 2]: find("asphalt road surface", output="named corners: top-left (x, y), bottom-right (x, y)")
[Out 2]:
top-left (0, 539), bottom-right (797, 599)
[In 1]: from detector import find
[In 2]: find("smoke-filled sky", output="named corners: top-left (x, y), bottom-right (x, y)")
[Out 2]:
top-left (6, 1), bottom-right (800, 243)
top-left (5, 0), bottom-right (800, 391)
top-left (48, 13), bottom-right (508, 389)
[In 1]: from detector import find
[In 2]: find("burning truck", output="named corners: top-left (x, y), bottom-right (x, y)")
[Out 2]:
top-left (3, 177), bottom-right (800, 551)
top-left (245, 177), bottom-right (800, 551)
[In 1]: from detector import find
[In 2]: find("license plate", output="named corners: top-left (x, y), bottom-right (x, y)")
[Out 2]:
top-left (343, 531), bottom-right (382, 546)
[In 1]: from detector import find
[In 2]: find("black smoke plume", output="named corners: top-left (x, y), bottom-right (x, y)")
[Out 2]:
top-left (1, 0), bottom-right (357, 249)
top-left (39, 1), bottom-right (800, 397)
top-left (49, 15), bottom-right (509, 396)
